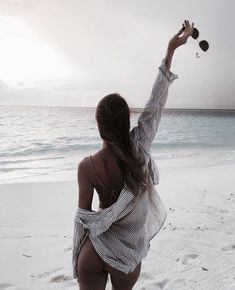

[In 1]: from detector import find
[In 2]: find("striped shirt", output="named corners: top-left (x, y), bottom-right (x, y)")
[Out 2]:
top-left (73, 59), bottom-right (178, 277)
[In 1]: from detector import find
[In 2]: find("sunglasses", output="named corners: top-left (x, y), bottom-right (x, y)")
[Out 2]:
top-left (191, 28), bottom-right (209, 52)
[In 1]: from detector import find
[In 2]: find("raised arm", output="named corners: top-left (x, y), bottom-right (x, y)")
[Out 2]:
top-left (130, 20), bottom-right (194, 154)
top-left (166, 20), bottom-right (194, 71)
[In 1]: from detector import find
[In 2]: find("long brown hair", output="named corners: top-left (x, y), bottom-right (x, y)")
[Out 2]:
top-left (96, 93), bottom-right (147, 195)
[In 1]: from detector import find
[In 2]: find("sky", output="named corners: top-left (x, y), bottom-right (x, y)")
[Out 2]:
top-left (0, 0), bottom-right (234, 109)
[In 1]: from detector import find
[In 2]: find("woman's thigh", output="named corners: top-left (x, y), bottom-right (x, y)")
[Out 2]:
top-left (107, 262), bottom-right (141, 290)
top-left (77, 237), bottom-right (108, 290)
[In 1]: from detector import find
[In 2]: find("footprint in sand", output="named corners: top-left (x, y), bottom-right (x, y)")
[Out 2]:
top-left (181, 254), bottom-right (199, 265)
top-left (141, 279), bottom-right (170, 289)
top-left (49, 274), bottom-right (73, 283)
top-left (38, 267), bottom-right (62, 278)
top-left (222, 244), bottom-right (235, 252)
top-left (139, 272), bottom-right (153, 281)
top-left (0, 283), bottom-right (14, 289)
top-left (152, 278), bottom-right (170, 289)
top-left (64, 245), bottom-right (72, 252)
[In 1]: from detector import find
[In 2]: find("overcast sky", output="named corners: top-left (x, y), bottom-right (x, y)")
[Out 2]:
top-left (0, 0), bottom-right (234, 109)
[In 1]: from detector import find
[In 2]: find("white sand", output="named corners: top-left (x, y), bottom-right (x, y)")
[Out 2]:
top-left (0, 163), bottom-right (235, 290)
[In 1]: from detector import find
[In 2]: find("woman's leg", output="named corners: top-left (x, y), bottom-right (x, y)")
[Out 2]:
top-left (107, 262), bottom-right (141, 290)
top-left (77, 237), bottom-right (108, 290)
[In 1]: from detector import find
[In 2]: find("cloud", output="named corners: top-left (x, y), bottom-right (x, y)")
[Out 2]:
top-left (0, 0), bottom-right (234, 108)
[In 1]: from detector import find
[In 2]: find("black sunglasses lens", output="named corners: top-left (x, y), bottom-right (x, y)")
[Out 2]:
top-left (199, 40), bottom-right (209, 52)
top-left (192, 28), bottom-right (199, 39)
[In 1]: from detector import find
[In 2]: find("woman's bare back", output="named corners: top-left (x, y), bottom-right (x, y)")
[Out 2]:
top-left (87, 146), bottom-right (124, 208)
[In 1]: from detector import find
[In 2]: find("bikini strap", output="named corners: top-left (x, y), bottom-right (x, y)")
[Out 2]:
top-left (89, 155), bottom-right (109, 191)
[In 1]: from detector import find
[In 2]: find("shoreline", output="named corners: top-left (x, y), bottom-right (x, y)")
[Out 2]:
top-left (1, 156), bottom-right (235, 186)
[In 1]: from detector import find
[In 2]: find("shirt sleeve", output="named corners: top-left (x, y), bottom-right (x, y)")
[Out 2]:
top-left (130, 58), bottom-right (178, 154)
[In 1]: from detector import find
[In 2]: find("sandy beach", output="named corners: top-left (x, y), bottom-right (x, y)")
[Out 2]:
top-left (0, 0), bottom-right (234, 289)
top-left (0, 162), bottom-right (235, 290)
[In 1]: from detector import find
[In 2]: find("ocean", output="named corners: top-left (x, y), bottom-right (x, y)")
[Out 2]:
top-left (1, 106), bottom-right (235, 184)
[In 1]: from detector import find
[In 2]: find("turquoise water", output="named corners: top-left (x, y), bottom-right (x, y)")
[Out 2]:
top-left (0, 106), bottom-right (235, 183)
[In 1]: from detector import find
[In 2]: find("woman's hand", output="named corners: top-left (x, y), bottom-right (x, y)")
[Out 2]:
top-left (168, 20), bottom-right (194, 51)
top-left (165, 20), bottom-right (194, 71)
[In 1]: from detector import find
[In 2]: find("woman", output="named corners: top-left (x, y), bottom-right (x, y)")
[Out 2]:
top-left (73, 21), bottom-right (194, 290)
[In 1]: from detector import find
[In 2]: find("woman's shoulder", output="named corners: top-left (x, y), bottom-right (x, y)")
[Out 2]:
top-left (77, 157), bottom-right (90, 179)
top-left (78, 147), bottom-right (113, 171)
top-left (78, 156), bottom-right (89, 167)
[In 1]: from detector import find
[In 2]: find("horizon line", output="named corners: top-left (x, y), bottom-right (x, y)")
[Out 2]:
top-left (1, 104), bottom-right (235, 111)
